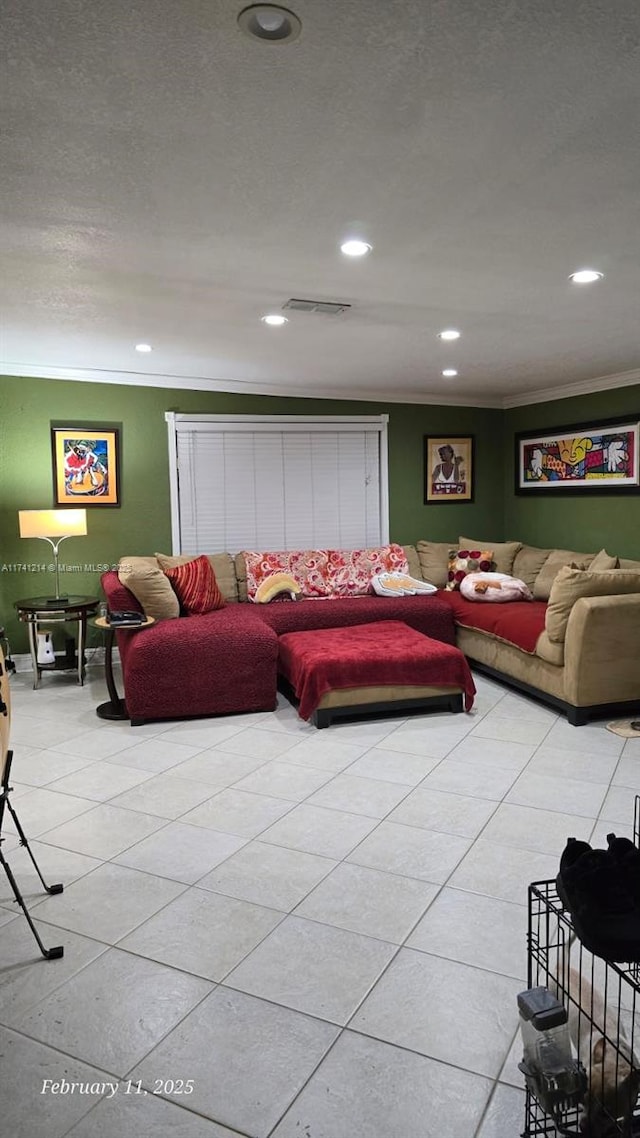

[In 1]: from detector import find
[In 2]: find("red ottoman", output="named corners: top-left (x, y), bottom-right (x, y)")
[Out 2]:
top-left (278, 620), bottom-right (476, 728)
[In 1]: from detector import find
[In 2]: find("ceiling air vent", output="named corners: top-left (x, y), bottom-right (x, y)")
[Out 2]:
top-left (282, 298), bottom-right (351, 315)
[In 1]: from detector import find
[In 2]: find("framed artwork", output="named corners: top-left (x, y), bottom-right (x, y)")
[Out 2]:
top-left (424, 436), bottom-right (474, 503)
top-left (51, 425), bottom-right (121, 506)
top-left (515, 417), bottom-right (640, 495)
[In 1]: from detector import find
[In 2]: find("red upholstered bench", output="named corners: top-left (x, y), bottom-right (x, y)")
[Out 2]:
top-left (278, 620), bottom-right (476, 729)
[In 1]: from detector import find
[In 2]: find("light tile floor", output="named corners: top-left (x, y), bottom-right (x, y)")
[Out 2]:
top-left (1, 662), bottom-right (639, 1137)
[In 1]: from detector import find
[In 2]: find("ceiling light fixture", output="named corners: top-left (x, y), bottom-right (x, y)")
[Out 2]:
top-left (261, 314), bottom-right (288, 326)
top-left (237, 4), bottom-right (301, 42)
top-left (569, 269), bottom-right (604, 284)
top-left (442, 369), bottom-right (458, 377)
top-left (135, 343), bottom-right (152, 352)
top-left (437, 329), bottom-right (461, 341)
top-left (340, 240), bottom-right (372, 258)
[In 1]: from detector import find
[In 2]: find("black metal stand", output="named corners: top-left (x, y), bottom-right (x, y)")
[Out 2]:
top-left (0, 750), bottom-right (64, 960)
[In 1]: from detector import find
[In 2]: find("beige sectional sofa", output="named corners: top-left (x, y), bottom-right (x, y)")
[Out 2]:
top-left (416, 538), bottom-right (640, 725)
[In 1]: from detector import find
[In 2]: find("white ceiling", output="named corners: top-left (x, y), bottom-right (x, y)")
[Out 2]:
top-left (2, 0), bottom-right (640, 407)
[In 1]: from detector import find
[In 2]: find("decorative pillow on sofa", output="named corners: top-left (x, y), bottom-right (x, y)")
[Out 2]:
top-left (371, 572), bottom-right (437, 596)
top-left (460, 572), bottom-right (533, 602)
top-left (163, 554), bottom-right (225, 615)
top-left (459, 538), bottom-right (522, 577)
top-left (545, 565), bottom-right (640, 643)
top-left (118, 556), bottom-right (180, 620)
top-left (253, 572), bottom-right (302, 603)
top-left (243, 545), bottom-right (409, 600)
top-left (445, 549), bottom-right (493, 591)
top-left (416, 540), bottom-right (456, 589)
top-left (156, 552), bottom-right (238, 603)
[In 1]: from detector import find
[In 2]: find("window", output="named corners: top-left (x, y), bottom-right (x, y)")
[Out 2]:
top-left (166, 413), bottom-right (389, 553)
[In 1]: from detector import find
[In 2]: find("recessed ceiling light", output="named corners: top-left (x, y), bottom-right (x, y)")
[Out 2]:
top-left (135, 343), bottom-right (152, 352)
top-left (437, 329), bottom-right (461, 341)
top-left (261, 314), bottom-right (288, 326)
top-left (442, 369), bottom-right (458, 377)
top-left (569, 269), bottom-right (604, 284)
top-left (340, 240), bottom-right (372, 258)
top-left (237, 5), bottom-right (301, 42)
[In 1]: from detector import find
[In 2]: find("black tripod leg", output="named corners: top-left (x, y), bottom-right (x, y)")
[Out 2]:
top-left (5, 799), bottom-right (63, 895)
top-left (0, 849), bottom-right (63, 959)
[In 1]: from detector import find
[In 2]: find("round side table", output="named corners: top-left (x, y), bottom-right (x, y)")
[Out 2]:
top-left (94, 615), bottom-right (155, 720)
top-left (15, 596), bottom-right (99, 689)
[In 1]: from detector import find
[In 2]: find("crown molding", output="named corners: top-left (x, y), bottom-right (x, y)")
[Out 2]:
top-left (2, 361), bottom-right (638, 411)
top-left (501, 367), bottom-right (640, 409)
top-left (0, 363), bottom-right (502, 407)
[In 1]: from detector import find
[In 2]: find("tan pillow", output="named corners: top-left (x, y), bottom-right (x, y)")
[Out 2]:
top-left (459, 537), bottom-right (522, 577)
top-left (118, 555), bottom-right (179, 620)
top-left (545, 566), bottom-right (640, 643)
top-left (620, 557), bottom-right (640, 573)
top-left (235, 552), bottom-right (248, 602)
top-left (512, 545), bottom-right (552, 592)
top-left (589, 548), bottom-right (618, 570)
top-left (416, 540), bottom-right (456, 589)
top-left (532, 549), bottom-right (596, 600)
top-left (402, 544), bottom-right (422, 581)
top-left (155, 552), bottom-right (238, 603)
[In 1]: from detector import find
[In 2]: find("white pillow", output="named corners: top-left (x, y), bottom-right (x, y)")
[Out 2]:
top-left (460, 571), bottom-right (533, 603)
top-left (371, 572), bottom-right (438, 597)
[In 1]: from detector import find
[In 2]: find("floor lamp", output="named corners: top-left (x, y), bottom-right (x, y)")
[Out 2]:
top-left (18, 509), bottom-right (87, 604)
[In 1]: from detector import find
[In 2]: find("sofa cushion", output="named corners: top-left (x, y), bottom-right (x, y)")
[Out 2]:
top-left (532, 549), bottom-right (597, 600)
top-left (118, 556), bottom-right (180, 621)
top-left (156, 552), bottom-right (238, 603)
top-left (402, 544), bottom-right (422, 580)
top-left (235, 552), bottom-right (249, 602)
top-left (511, 545), bottom-right (552, 592)
top-left (445, 549), bottom-right (493, 591)
top-left (163, 554), bottom-right (225, 615)
top-left (440, 591), bottom-right (547, 653)
top-left (620, 557), bottom-right (640, 572)
top-left (589, 548), bottom-right (618, 570)
top-left (416, 540), bottom-right (455, 589)
top-left (459, 537), bottom-right (522, 576)
top-left (545, 565), bottom-right (640, 643)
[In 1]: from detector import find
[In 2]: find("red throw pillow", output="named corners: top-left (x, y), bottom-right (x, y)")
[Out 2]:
top-left (164, 555), bottom-right (225, 614)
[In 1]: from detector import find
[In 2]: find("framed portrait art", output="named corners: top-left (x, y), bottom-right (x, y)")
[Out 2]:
top-left (515, 417), bottom-right (640, 495)
top-left (424, 436), bottom-right (474, 504)
top-left (51, 425), bottom-right (121, 507)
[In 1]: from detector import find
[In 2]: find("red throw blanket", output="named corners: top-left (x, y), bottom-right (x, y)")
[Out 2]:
top-left (278, 620), bottom-right (476, 720)
top-left (440, 593), bottom-right (547, 654)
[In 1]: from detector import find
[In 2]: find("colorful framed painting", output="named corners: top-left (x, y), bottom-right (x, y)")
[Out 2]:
top-left (51, 425), bottom-right (120, 506)
top-left (515, 417), bottom-right (640, 495)
top-left (424, 436), bottom-right (474, 503)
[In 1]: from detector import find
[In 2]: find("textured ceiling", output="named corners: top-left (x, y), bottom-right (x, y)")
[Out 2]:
top-left (2, 0), bottom-right (639, 406)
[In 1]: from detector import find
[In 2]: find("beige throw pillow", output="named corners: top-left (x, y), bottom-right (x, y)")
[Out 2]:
top-left (459, 537), bottom-right (522, 577)
top-left (402, 545), bottom-right (422, 581)
top-left (532, 549), bottom-right (596, 600)
top-left (512, 545), bottom-right (552, 592)
top-left (416, 540), bottom-right (456, 589)
top-left (545, 566), bottom-right (640, 643)
top-left (118, 556), bottom-right (180, 620)
top-left (589, 548), bottom-right (618, 570)
top-left (155, 552), bottom-right (238, 603)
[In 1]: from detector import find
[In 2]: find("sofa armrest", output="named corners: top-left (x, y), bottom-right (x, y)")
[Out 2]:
top-left (564, 594), bottom-right (640, 706)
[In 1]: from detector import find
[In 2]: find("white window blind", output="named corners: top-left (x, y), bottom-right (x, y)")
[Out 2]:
top-left (166, 414), bottom-right (389, 554)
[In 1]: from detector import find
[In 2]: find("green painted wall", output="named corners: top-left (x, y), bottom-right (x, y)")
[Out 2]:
top-left (504, 384), bottom-right (640, 557)
top-left (0, 374), bottom-right (503, 649)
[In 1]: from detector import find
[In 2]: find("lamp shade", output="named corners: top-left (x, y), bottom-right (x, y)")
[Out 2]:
top-left (19, 509), bottom-right (87, 539)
